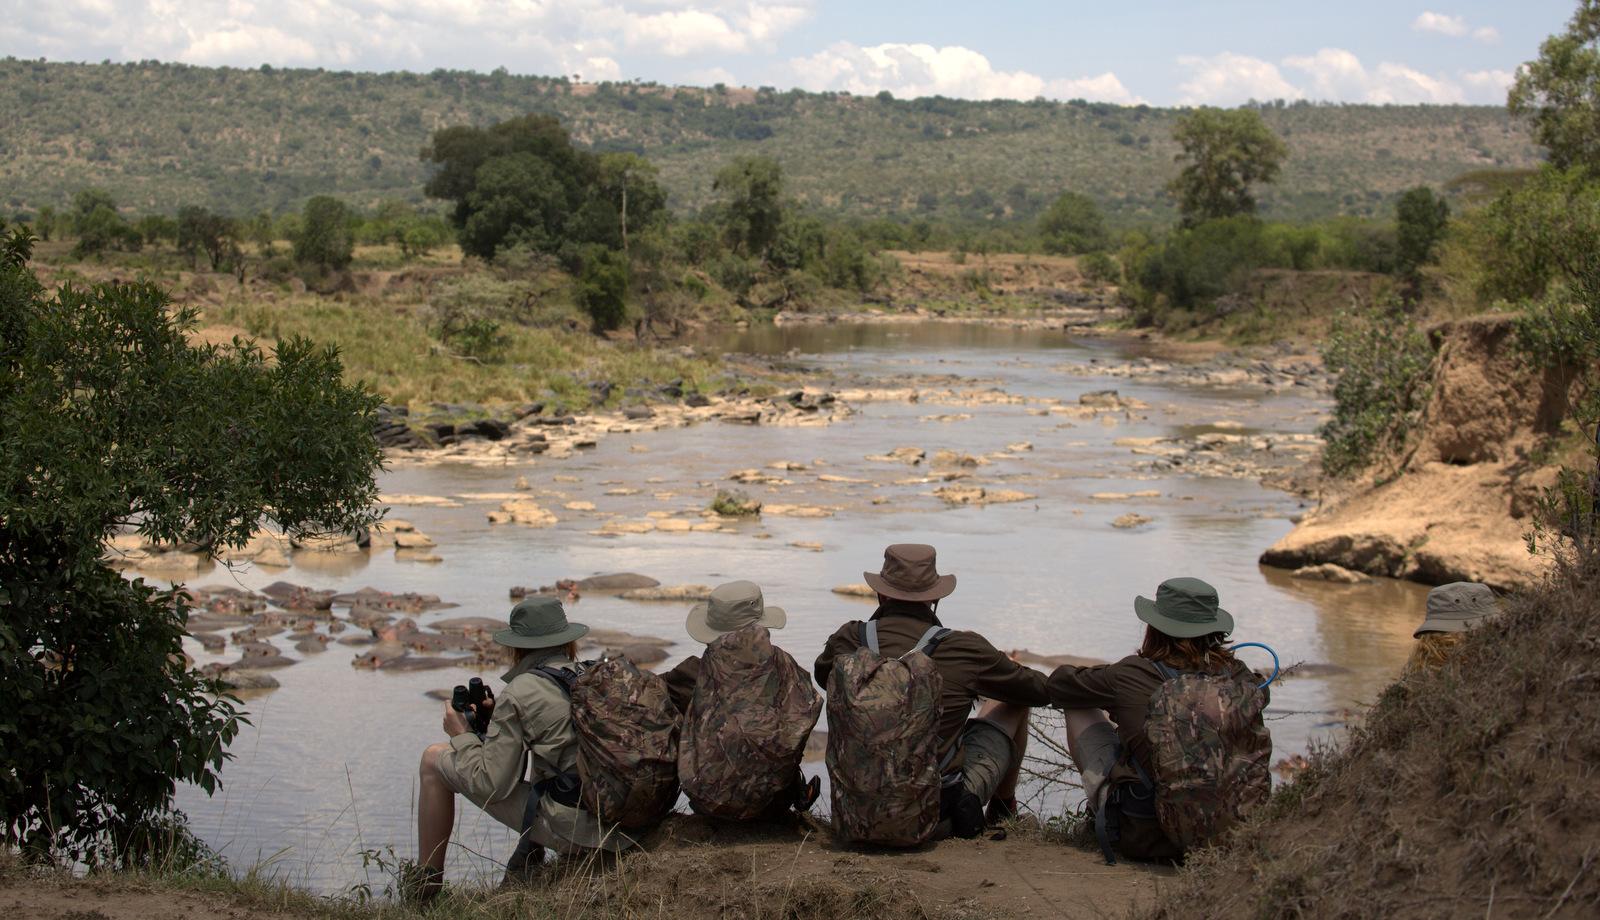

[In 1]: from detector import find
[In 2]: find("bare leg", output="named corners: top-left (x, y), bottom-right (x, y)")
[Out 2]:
top-left (975, 700), bottom-right (1030, 806)
top-left (1062, 709), bottom-right (1115, 808)
top-left (418, 743), bottom-right (456, 872)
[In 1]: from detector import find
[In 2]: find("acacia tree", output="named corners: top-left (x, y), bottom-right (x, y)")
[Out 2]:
top-left (1168, 108), bottom-right (1288, 226)
top-left (177, 206), bottom-right (241, 271)
top-left (0, 224), bottom-right (383, 864)
top-left (1510, 0), bottom-right (1600, 174)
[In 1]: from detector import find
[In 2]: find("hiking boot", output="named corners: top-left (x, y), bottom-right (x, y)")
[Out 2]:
top-left (500, 833), bottom-right (546, 889)
top-left (986, 796), bottom-right (1018, 826)
top-left (399, 864), bottom-right (443, 905)
top-left (793, 775), bottom-right (822, 813)
top-left (950, 790), bottom-right (986, 839)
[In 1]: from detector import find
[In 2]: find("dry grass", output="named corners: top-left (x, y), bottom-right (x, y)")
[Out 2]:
top-left (1143, 547), bottom-right (1600, 919)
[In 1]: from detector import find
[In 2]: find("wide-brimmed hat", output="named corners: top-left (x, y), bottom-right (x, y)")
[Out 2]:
top-left (1414, 582), bottom-right (1499, 637)
top-left (492, 595), bottom-right (590, 649)
top-left (1135, 577), bottom-right (1234, 639)
top-left (863, 544), bottom-right (957, 603)
top-left (686, 580), bottom-right (787, 645)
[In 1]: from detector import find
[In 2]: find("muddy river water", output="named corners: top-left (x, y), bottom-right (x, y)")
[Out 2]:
top-left (171, 322), bottom-right (1427, 892)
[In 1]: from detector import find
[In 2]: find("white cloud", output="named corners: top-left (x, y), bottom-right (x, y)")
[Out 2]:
top-left (1412, 11), bottom-right (1468, 37)
top-left (1283, 48), bottom-right (1464, 104)
top-left (1176, 52), bottom-right (1303, 106)
top-left (1413, 11), bottom-right (1500, 43)
top-left (0, 1), bottom-right (814, 74)
top-left (788, 41), bottom-right (1141, 103)
top-left (1461, 68), bottom-right (1514, 100)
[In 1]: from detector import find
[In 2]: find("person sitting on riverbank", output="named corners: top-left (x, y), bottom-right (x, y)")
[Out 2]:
top-left (414, 596), bottom-right (632, 900)
top-left (814, 544), bottom-right (1048, 839)
top-left (1046, 577), bottom-right (1271, 864)
top-left (668, 580), bottom-right (823, 819)
top-left (1407, 582), bottom-right (1501, 673)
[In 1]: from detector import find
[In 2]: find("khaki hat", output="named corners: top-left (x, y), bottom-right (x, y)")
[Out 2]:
top-left (1414, 582), bottom-right (1499, 637)
top-left (863, 544), bottom-right (957, 603)
top-left (492, 595), bottom-right (589, 649)
top-left (1135, 577), bottom-right (1235, 639)
top-left (686, 580), bottom-right (787, 645)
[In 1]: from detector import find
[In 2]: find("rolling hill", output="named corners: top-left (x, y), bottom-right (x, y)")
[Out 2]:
top-left (0, 58), bottom-right (1542, 225)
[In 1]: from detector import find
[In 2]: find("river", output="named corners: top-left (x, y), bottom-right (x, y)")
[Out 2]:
top-left (171, 321), bottom-right (1427, 892)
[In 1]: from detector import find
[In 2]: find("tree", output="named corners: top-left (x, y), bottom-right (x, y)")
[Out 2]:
top-left (177, 206), bottom-right (240, 271)
top-left (422, 114), bottom-right (598, 260)
top-left (69, 189), bottom-right (137, 258)
top-left (713, 155), bottom-right (785, 258)
top-left (575, 244), bottom-right (629, 333)
top-left (1038, 191), bottom-right (1109, 254)
top-left (1394, 186), bottom-right (1450, 280)
top-left (1509, 0), bottom-right (1600, 173)
top-left (293, 196), bottom-right (354, 272)
top-left (34, 206), bottom-right (55, 241)
top-left (134, 214), bottom-right (178, 248)
top-left (1168, 108), bottom-right (1289, 225)
top-left (0, 223), bottom-right (383, 864)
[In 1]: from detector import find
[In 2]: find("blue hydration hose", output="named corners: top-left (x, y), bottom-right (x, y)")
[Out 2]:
top-left (1229, 642), bottom-right (1280, 689)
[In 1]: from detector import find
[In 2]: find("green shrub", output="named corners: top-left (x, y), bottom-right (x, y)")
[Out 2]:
top-left (1319, 303), bottom-right (1435, 478)
top-left (293, 195), bottom-right (354, 272)
top-left (1078, 251), bottom-right (1120, 285)
top-left (576, 245), bottom-right (629, 332)
top-left (0, 223), bottom-right (382, 865)
top-left (1130, 216), bottom-right (1266, 315)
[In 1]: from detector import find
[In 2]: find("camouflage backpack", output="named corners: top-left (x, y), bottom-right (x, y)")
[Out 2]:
top-left (1143, 662), bottom-right (1272, 852)
top-left (679, 624), bottom-right (822, 820)
top-left (825, 621), bottom-right (953, 847)
top-left (568, 656), bottom-right (682, 829)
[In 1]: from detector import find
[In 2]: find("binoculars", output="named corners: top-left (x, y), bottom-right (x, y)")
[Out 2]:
top-left (451, 677), bottom-right (493, 735)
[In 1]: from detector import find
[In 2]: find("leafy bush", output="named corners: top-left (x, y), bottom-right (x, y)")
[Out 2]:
top-left (1078, 250), bottom-right (1120, 285)
top-left (576, 245), bottom-right (630, 333)
top-left (1038, 191), bottom-right (1109, 254)
top-left (0, 223), bottom-right (383, 865)
top-left (1129, 216), bottom-right (1267, 315)
top-left (1319, 303), bottom-right (1435, 477)
top-left (293, 195), bottom-right (354, 272)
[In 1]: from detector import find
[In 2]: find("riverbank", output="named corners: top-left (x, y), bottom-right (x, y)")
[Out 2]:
top-left (1, 816), bottom-right (1164, 920)
top-left (1260, 314), bottom-right (1582, 590)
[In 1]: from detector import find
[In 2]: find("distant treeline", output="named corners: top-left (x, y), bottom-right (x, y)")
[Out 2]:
top-left (0, 58), bottom-right (1539, 225)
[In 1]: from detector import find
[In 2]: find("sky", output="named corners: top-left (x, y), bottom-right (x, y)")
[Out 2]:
top-left (0, 1), bottom-right (1579, 106)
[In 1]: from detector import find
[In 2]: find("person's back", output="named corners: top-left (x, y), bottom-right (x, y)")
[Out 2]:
top-left (814, 544), bottom-right (1050, 840)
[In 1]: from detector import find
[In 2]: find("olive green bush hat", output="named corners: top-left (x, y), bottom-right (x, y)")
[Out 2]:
top-left (1414, 582), bottom-right (1499, 637)
top-left (1134, 577), bottom-right (1235, 639)
top-left (492, 595), bottom-right (589, 649)
top-left (686, 580), bottom-right (787, 645)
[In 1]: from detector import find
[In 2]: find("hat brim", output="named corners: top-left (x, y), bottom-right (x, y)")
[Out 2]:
top-left (1413, 615), bottom-right (1474, 638)
top-left (685, 604), bottom-right (787, 645)
top-left (493, 622), bottom-right (589, 649)
top-left (863, 571), bottom-right (957, 603)
top-left (1135, 595), bottom-right (1233, 639)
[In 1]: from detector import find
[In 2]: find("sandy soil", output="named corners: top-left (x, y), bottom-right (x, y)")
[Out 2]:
top-left (1, 818), bottom-right (1166, 919)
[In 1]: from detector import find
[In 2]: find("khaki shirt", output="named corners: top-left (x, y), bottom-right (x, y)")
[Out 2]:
top-left (444, 650), bottom-right (634, 852)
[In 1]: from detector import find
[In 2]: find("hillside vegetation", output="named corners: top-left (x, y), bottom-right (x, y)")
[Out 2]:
top-left (0, 59), bottom-right (1540, 224)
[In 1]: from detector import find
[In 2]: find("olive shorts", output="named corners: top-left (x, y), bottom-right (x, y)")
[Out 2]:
top-left (959, 718), bottom-right (1017, 803)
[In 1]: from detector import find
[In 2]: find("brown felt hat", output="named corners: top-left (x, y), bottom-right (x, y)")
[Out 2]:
top-left (864, 544), bottom-right (957, 603)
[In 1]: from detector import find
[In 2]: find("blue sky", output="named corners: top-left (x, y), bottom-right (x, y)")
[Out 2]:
top-left (0, 1), bottom-right (1577, 105)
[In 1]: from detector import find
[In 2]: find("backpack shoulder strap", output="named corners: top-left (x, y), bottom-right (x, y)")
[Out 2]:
top-left (531, 665), bottom-right (577, 698)
top-left (861, 619), bottom-right (880, 655)
top-left (1151, 660), bottom-right (1182, 682)
top-left (903, 626), bottom-right (953, 660)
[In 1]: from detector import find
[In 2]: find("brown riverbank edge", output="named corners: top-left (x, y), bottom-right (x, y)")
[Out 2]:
top-left (1260, 314), bottom-right (1579, 591)
top-left (0, 816), bottom-right (1167, 920)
